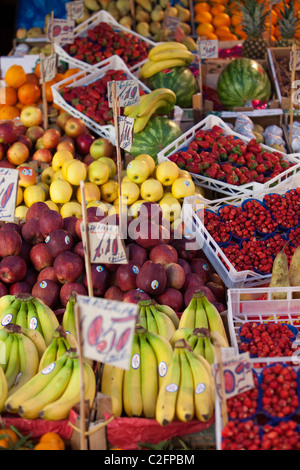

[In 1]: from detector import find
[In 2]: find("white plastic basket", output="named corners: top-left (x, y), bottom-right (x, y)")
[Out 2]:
top-left (181, 171), bottom-right (300, 289)
top-left (54, 10), bottom-right (156, 72)
top-left (51, 55), bottom-right (151, 144)
top-left (157, 114), bottom-right (300, 197)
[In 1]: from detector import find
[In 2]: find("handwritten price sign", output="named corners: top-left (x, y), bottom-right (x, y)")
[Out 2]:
top-left (40, 53), bottom-right (56, 83)
top-left (76, 295), bottom-right (139, 369)
top-left (66, 0), bottom-right (84, 20)
top-left (0, 169), bottom-right (19, 221)
top-left (290, 50), bottom-right (300, 71)
top-left (107, 80), bottom-right (140, 107)
top-left (81, 222), bottom-right (128, 265)
top-left (198, 40), bottom-right (219, 59)
top-left (46, 17), bottom-right (75, 44)
top-left (118, 115), bottom-right (134, 151)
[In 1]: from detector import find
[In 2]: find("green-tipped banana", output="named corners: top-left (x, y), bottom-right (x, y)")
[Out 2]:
top-left (178, 296), bottom-right (197, 329)
top-left (144, 306), bottom-right (159, 334)
top-left (176, 346), bottom-right (194, 422)
top-left (195, 297), bottom-right (209, 329)
top-left (0, 332), bottom-right (13, 374)
top-left (137, 305), bottom-right (147, 329)
top-left (31, 298), bottom-right (59, 346)
top-left (0, 363), bottom-right (8, 413)
top-left (4, 333), bottom-right (20, 391)
top-left (26, 300), bottom-right (43, 335)
top-left (0, 299), bottom-right (21, 329)
top-left (62, 296), bottom-right (77, 339)
top-left (203, 336), bottom-right (215, 365)
top-left (38, 337), bottom-right (58, 372)
top-left (122, 332), bottom-right (143, 417)
top-left (15, 301), bottom-right (28, 329)
top-left (201, 294), bottom-right (229, 347)
top-left (193, 336), bottom-right (205, 357)
top-left (0, 295), bottom-right (17, 316)
top-left (139, 331), bottom-right (158, 418)
top-left (101, 363), bottom-right (124, 417)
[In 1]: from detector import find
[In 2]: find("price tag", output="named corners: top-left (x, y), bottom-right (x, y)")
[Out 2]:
top-left (66, 0), bottom-right (84, 20)
top-left (0, 80), bottom-right (5, 104)
top-left (166, 15), bottom-right (181, 31)
top-left (107, 80), bottom-right (140, 108)
top-left (212, 352), bottom-right (255, 400)
top-left (81, 222), bottom-right (128, 265)
top-left (46, 17), bottom-right (75, 44)
top-left (290, 50), bottom-right (300, 71)
top-left (118, 115), bottom-right (134, 151)
top-left (198, 40), bottom-right (219, 59)
top-left (0, 168), bottom-right (19, 221)
top-left (76, 294), bottom-right (139, 369)
top-left (40, 53), bottom-right (56, 83)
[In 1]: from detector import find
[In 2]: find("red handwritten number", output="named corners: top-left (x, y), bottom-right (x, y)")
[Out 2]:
top-left (88, 316), bottom-right (103, 346)
top-left (116, 328), bottom-right (131, 351)
top-left (112, 237), bottom-right (118, 256)
top-left (1, 183), bottom-right (14, 208)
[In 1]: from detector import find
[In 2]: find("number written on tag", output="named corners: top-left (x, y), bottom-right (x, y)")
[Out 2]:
top-left (81, 222), bottom-right (128, 265)
top-left (107, 80), bottom-right (140, 108)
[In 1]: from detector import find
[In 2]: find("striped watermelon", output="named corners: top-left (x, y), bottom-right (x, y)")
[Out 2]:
top-left (146, 66), bottom-right (198, 108)
top-left (129, 116), bottom-right (182, 163)
top-left (217, 58), bottom-right (271, 110)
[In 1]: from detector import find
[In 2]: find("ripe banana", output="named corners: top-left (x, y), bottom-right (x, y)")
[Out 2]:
top-left (170, 327), bottom-right (194, 347)
top-left (15, 301), bottom-right (28, 329)
top-left (144, 328), bottom-right (173, 389)
top-left (149, 49), bottom-right (194, 65)
top-left (0, 294), bottom-right (16, 315)
top-left (62, 296), bottom-right (77, 339)
top-left (201, 295), bottom-right (229, 347)
top-left (20, 326), bottom-right (47, 361)
top-left (56, 337), bottom-right (68, 359)
top-left (101, 363), bottom-right (124, 417)
top-left (136, 89), bottom-right (176, 117)
top-left (5, 332), bottom-right (20, 391)
top-left (26, 299), bottom-right (43, 335)
top-left (0, 363), bottom-right (8, 413)
top-left (139, 58), bottom-right (188, 79)
top-left (139, 331), bottom-right (158, 418)
top-left (38, 337), bottom-right (59, 372)
top-left (195, 296), bottom-right (209, 329)
top-left (0, 299), bottom-right (21, 329)
top-left (176, 346), bottom-right (194, 422)
top-left (5, 352), bottom-right (68, 414)
top-left (148, 42), bottom-right (189, 60)
top-left (203, 336), bottom-right (215, 365)
top-left (31, 298), bottom-right (59, 346)
top-left (122, 333), bottom-right (143, 417)
top-left (149, 305), bottom-right (176, 341)
top-left (124, 94), bottom-right (148, 117)
top-left (154, 303), bottom-right (179, 329)
top-left (155, 346), bottom-right (181, 426)
top-left (178, 296), bottom-right (197, 329)
top-left (134, 114), bottom-right (152, 134)
top-left (134, 99), bottom-right (172, 133)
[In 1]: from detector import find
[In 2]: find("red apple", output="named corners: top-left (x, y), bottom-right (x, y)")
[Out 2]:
top-left (20, 239), bottom-right (31, 264)
top-left (0, 229), bottom-right (22, 257)
top-left (53, 251), bottom-right (84, 284)
top-left (56, 139), bottom-right (75, 155)
top-left (198, 286), bottom-right (216, 304)
top-left (0, 255), bottom-right (27, 283)
top-left (44, 229), bottom-right (73, 258)
top-left (76, 132), bottom-right (95, 155)
top-left (156, 287), bottom-right (184, 313)
top-left (41, 127), bottom-right (61, 149)
top-left (74, 214), bottom-right (104, 240)
top-left (30, 243), bottom-right (54, 271)
top-left (177, 258), bottom-right (192, 276)
top-left (0, 143), bottom-right (6, 161)
top-left (104, 285), bottom-right (124, 301)
top-left (25, 125), bottom-right (44, 144)
top-left (0, 120), bottom-right (17, 145)
top-left (0, 222), bottom-right (22, 234)
top-left (165, 263), bottom-right (185, 290)
top-left (17, 165), bottom-right (37, 188)
top-left (0, 281), bottom-right (8, 296)
top-left (23, 265), bottom-right (38, 287)
top-left (56, 111), bottom-right (72, 131)
top-left (21, 218), bottom-right (44, 245)
top-left (128, 242), bottom-right (148, 267)
top-left (132, 220), bottom-right (162, 249)
top-left (37, 266), bottom-right (58, 284)
top-left (213, 302), bottom-right (227, 313)
top-left (25, 201), bottom-right (49, 221)
top-left (190, 258), bottom-right (211, 284)
top-left (9, 281), bottom-right (32, 295)
top-left (32, 147), bottom-right (53, 164)
top-left (183, 272), bottom-right (205, 292)
top-left (137, 201), bottom-right (163, 224)
top-left (63, 216), bottom-right (79, 241)
top-left (116, 261), bottom-right (140, 292)
top-left (149, 243), bottom-right (178, 265)
top-left (39, 209), bottom-right (64, 237)
top-left (210, 272), bottom-right (225, 287)
top-left (74, 241), bottom-right (84, 259)
top-left (64, 117), bottom-right (86, 138)
top-left (59, 281), bottom-right (88, 307)
top-left (6, 141), bottom-right (29, 166)
top-left (122, 288), bottom-right (151, 304)
top-left (17, 134), bottom-right (33, 150)
top-left (0, 160), bottom-right (15, 169)
top-left (205, 281), bottom-right (225, 303)
top-left (83, 264), bottom-right (110, 296)
top-left (136, 261), bottom-right (167, 296)
top-left (89, 137), bottom-right (113, 159)
top-left (31, 279), bottom-right (60, 308)
top-left (83, 154), bottom-right (94, 166)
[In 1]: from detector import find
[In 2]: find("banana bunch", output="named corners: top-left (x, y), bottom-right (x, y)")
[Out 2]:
top-left (0, 364), bottom-right (8, 413)
top-left (178, 293), bottom-right (230, 348)
top-left (137, 300), bottom-right (177, 341)
top-left (101, 325), bottom-right (173, 418)
top-left (124, 88), bottom-right (177, 134)
top-left (139, 41), bottom-right (194, 80)
top-left (38, 326), bottom-right (77, 372)
top-left (5, 348), bottom-right (96, 421)
top-left (0, 294), bottom-right (60, 346)
top-left (0, 324), bottom-right (40, 397)
top-left (156, 339), bottom-right (215, 426)
top-left (62, 296), bottom-right (77, 340)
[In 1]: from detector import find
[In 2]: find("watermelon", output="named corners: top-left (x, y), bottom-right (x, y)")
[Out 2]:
top-left (146, 66), bottom-right (198, 108)
top-left (129, 116), bottom-right (182, 163)
top-left (217, 58), bottom-right (271, 110)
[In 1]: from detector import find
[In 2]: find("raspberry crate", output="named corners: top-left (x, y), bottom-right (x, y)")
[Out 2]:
top-left (54, 10), bottom-right (156, 72)
top-left (51, 55), bottom-right (151, 144)
top-left (157, 114), bottom-right (300, 197)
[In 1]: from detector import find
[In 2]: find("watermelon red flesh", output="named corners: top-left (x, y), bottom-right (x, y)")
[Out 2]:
top-left (146, 66), bottom-right (198, 108)
top-left (129, 116), bottom-right (183, 162)
top-left (216, 58), bottom-right (272, 110)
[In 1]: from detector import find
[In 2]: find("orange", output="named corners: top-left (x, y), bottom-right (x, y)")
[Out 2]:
top-left (54, 72), bottom-right (65, 83)
top-left (231, 13), bottom-right (243, 27)
top-left (211, 4), bottom-right (226, 15)
top-left (17, 82), bottom-right (41, 105)
top-left (0, 105), bottom-right (20, 120)
top-left (218, 33), bottom-right (239, 40)
top-left (45, 78), bottom-right (57, 102)
top-left (34, 442), bottom-right (61, 450)
top-left (215, 25), bottom-right (231, 36)
top-left (196, 22), bottom-right (215, 36)
top-left (5, 65), bottom-right (27, 89)
top-left (25, 73), bottom-right (40, 86)
top-left (212, 12), bottom-right (231, 27)
top-left (195, 10), bottom-right (213, 23)
top-left (204, 32), bottom-right (219, 39)
top-left (194, 1), bottom-right (211, 14)
top-left (39, 432), bottom-right (65, 450)
top-left (35, 62), bottom-right (41, 79)
top-left (0, 429), bottom-right (18, 448)
top-left (63, 67), bottom-right (81, 79)
top-left (234, 25), bottom-right (247, 39)
top-left (2, 86), bottom-right (18, 106)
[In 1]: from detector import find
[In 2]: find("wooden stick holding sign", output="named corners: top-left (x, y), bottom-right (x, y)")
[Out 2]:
top-left (214, 340), bottom-right (228, 428)
top-left (39, 52), bottom-right (48, 130)
top-left (290, 43), bottom-right (297, 145)
top-left (80, 180), bottom-right (93, 297)
top-left (196, 37), bottom-right (203, 111)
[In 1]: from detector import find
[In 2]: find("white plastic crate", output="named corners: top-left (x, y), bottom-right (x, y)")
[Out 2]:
top-left (181, 171), bottom-right (300, 289)
top-left (51, 55), bottom-right (151, 144)
top-left (157, 114), bottom-right (300, 197)
top-left (54, 10), bottom-right (156, 72)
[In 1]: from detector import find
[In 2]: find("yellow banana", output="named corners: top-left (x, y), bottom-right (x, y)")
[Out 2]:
top-left (7, 331), bottom-right (39, 397)
top-left (56, 337), bottom-right (68, 359)
top-left (0, 299), bottom-right (21, 329)
top-left (138, 98), bottom-right (172, 119)
top-left (201, 295), bottom-right (229, 347)
top-left (139, 331), bottom-right (158, 418)
top-left (15, 301), bottom-right (28, 329)
top-left (82, 360), bottom-right (97, 409)
top-left (211, 330), bottom-right (230, 349)
top-left (178, 296), bottom-right (197, 329)
top-left (0, 363), bottom-right (8, 413)
top-left (154, 303), bottom-right (179, 329)
top-left (0, 331), bottom-right (13, 374)
top-left (143, 328), bottom-right (173, 389)
top-left (148, 42), bottom-right (188, 59)
top-left (31, 298), bottom-right (59, 346)
top-left (186, 334), bottom-right (198, 350)
top-left (122, 333), bottom-right (143, 417)
top-left (101, 363), bottom-right (124, 417)
top-left (170, 327), bottom-right (193, 347)
top-left (149, 49), bottom-right (194, 64)
top-left (193, 336), bottom-right (205, 357)
top-left (38, 337), bottom-right (58, 372)
top-left (195, 297), bottom-right (209, 329)
top-left (139, 58), bottom-right (187, 79)
top-left (144, 306), bottom-right (159, 334)
top-left (149, 305), bottom-right (176, 341)
top-left (137, 90), bottom-right (176, 117)
top-left (176, 345), bottom-right (194, 422)
top-left (124, 94), bottom-right (148, 117)
top-left (26, 299), bottom-right (43, 336)
top-left (5, 352), bottom-right (68, 414)
top-left (155, 346), bottom-right (181, 426)
top-left (0, 294), bottom-right (16, 315)
top-left (19, 355), bottom-right (74, 420)
top-left (20, 326), bottom-right (47, 361)
top-left (134, 114), bottom-right (152, 134)
top-left (62, 296), bottom-right (77, 339)
top-left (203, 336), bottom-right (215, 365)
top-left (5, 332), bottom-right (20, 391)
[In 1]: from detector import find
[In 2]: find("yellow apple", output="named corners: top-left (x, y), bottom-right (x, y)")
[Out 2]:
top-left (52, 149), bottom-right (74, 172)
top-left (140, 178), bottom-right (164, 202)
top-left (15, 205), bottom-right (28, 221)
top-left (135, 153), bottom-right (156, 176)
top-left (16, 186), bottom-right (23, 206)
top-left (122, 175), bottom-right (132, 184)
top-left (126, 159), bottom-right (149, 184)
top-left (171, 177), bottom-right (195, 200)
top-left (86, 200), bottom-right (109, 214)
top-left (36, 181), bottom-right (49, 199)
top-left (178, 169), bottom-right (192, 180)
top-left (100, 179), bottom-right (119, 203)
top-left (53, 169), bottom-right (65, 181)
top-left (41, 166), bottom-right (55, 185)
top-left (128, 199), bottom-right (146, 218)
top-left (63, 159), bottom-right (87, 186)
top-left (98, 157), bottom-right (117, 179)
top-left (49, 179), bottom-right (73, 204)
top-left (121, 181), bottom-right (140, 206)
top-left (77, 182), bottom-right (101, 204)
top-left (23, 184), bottom-right (46, 207)
top-left (60, 201), bottom-right (82, 218)
top-left (155, 160), bottom-right (179, 186)
top-left (44, 200), bottom-right (60, 212)
top-left (87, 160), bottom-right (110, 186)
top-left (159, 195), bottom-right (182, 222)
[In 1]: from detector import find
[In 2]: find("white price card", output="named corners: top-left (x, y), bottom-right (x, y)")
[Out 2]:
top-left (166, 15), bottom-right (181, 31)
top-left (198, 40), bottom-right (219, 59)
top-left (118, 115), bottom-right (134, 151)
top-left (76, 295), bottom-right (139, 369)
top-left (66, 0), bottom-right (84, 20)
top-left (47, 17), bottom-right (75, 44)
top-left (212, 352), bottom-right (255, 400)
top-left (0, 80), bottom-right (5, 104)
top-left (0, 168), bottom-right (19, 221)
top-left (81, 222), bottom-right (128, 265)
top-left (107, 80), bottom-right (140, 108)
top-left (40, 53), bottom-right (56, 83)
top-left (290, 50), bottom-right (300, 71)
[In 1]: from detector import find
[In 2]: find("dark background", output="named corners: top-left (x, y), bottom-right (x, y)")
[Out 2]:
top-left (0, 0), bottom-right (18, 56)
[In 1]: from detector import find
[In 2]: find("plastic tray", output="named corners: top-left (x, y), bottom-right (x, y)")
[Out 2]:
top-left (51, 55), bottom-right (151, 144)
top-left (157, 114), bottom-right (300, 197)
top-left (54, 10), bottom-right (157, 72)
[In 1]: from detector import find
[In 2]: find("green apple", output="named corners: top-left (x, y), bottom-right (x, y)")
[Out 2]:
top-left (121, 181), bottom-right (140, 206)
top-left (87, 160), bottom-right (110, 185)
top-left (155, 160), bottom-right (179, 186)
top-left (171, 177), bottom-right (195, 200)
top-left (89, 137), bottom-right (114, 160)
top-left (140, 178), bottom-right (164, 202)
top-left (126, 159), bottom-right (149, 184)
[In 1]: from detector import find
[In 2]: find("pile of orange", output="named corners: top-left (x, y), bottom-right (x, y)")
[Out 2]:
top-left (0, 428), bottom-right (19, 449)
top-left (34, 432), bottom-right (66, 450)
